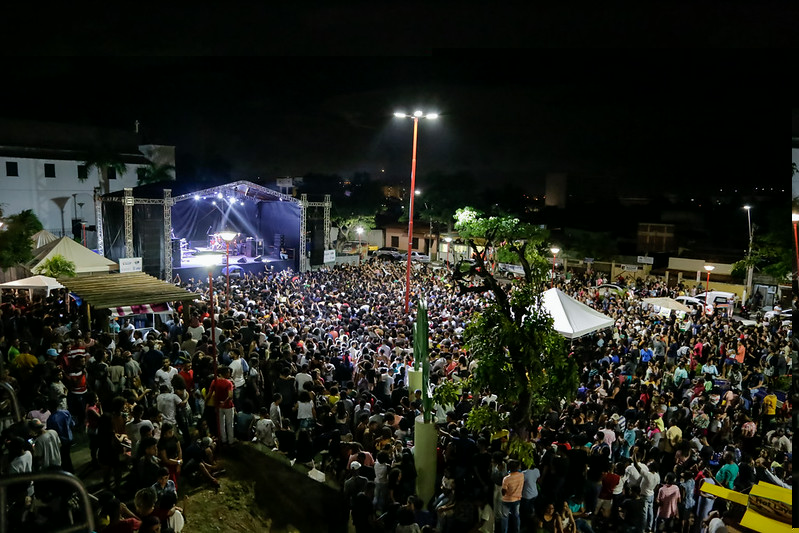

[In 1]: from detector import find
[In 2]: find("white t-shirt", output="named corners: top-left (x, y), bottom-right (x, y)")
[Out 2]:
top-left (10, 450), bottom-right (33, 474)
top-left (229, 358), bottom-right (248, 388)
top-left (157, 392), bottom-right (183, 425)
top-left (707, 517), bottom-right (728, 533)
top-left (255, 417), bottom-right (275, 446)
top-left (33, 430), bottom-right (61, 470)
top-left (154, 367), bottom-right (178, 393)
top-left (295, 372), bottom-right (312, 392)
top-left (187, 325), bottom-right (205, 340)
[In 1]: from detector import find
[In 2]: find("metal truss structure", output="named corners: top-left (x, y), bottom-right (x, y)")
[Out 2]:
top-left (299, 194), bottom-right (331, 272)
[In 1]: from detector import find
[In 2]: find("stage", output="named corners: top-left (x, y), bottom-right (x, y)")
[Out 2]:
top-left (172, 250), bottom-right (295, 281)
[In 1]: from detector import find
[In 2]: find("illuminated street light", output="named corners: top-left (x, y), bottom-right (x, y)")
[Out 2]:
top-left (394, 109), bottom-right (438, 314)
top-left (356, 226), bottom-right (364, 264)
top-left (792, 213), bottom-right (799, 280)
top-left (550, 247), bottom-right (560, 288)
top-left (219, 231), bottom-right (237, 311)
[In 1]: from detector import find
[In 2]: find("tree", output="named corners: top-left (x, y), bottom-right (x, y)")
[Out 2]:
top-left (333, 215), bottom-right (375, 254)
top-left (452, 207), bottom-right (579, 443)
top-left (136, 162), bottom-right (175, 186)
top-left (0, 210), bottom-right (44, 269)
top-left (81, 151), bottom-right (128, 196)
top-left (34, 254), bottom-right (76, 278)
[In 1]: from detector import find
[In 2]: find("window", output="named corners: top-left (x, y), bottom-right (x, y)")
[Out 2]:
top-left (5, 161), bottom-right (18, 177)
top-left (44, 163), bottom-right (56, 178)
top-left (108, 167), bottom-right (117, 180)
top-left (412, 237), bottom-right (419, 248)
top-left (390, 236), bottom-right (399, 247)
top-left (77, 165), bottom-right (88, 180)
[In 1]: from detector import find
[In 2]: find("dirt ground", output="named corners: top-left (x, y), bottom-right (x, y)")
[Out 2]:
top-left (179, 455), bottom-right (300, 533)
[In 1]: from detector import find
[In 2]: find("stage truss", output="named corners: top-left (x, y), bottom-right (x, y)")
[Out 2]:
top-left (98, 181), bottom-right (331, 280)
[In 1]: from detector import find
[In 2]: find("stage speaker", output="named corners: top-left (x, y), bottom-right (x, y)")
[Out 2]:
top-left (244, 238), bottom-right (256, 257)
top-left (256, 239), bottom-right (264, 256)
top-left (237, 257), bottom-right (247, 264)
top-left (171, 239), bottom-right (182, 268)
top-left (253, 255), bottom-right (264, 262)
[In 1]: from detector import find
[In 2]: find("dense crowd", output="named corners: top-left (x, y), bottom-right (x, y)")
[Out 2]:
top-left (0, 258), bottom-right (794, 533)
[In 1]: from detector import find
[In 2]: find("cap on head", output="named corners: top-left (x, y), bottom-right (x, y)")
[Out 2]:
top-left (350, 461), bottom-right (362, 470)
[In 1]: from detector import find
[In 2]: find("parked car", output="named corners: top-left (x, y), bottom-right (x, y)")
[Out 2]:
top-left (763, 307), bottom-right (792, 323)
top-left (375, 246), bottom-right (402, 260)
top-left (400, 251), bottom-right (430, 263)
top-left (674, 295), bottom-right (705, 315)
top-left (596, 284), bottom-right (625, 296)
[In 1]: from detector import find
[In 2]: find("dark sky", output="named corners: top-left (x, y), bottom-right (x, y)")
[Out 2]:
top-left (1, 57), bottom-right (779, 196)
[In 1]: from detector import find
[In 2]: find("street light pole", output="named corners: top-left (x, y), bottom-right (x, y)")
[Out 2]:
top-left (395, 110), bottom-right (438, 314)
top-left (356, 226), bottom-right (364, 265)
top-left (219, 231), bottom-right (237, 313)
top-left (743, 205), bottom-right (753, 300)
top-left (704, 265), bottom-right (715, 315)
top-left (550, 247), bottom-right (560, 289)
top-left (792, 213), bottom-right (799, 280)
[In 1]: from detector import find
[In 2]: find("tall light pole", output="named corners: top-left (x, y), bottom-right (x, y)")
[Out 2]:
top-left (356, 226), bottom-right (364, 264)
top-left (792, 213), bottom-right (799, 280)
top-left (743, 205), bottom-right (753, 301)
top-left (703, 265), bottom-right (715, 315)
top-left (395, 110), bottom-right (438, 314)
top-left (445, 236), bottom-right (452, 268)
top-left (550, 247), bottom-right (560, 288)
top-left (219, 231), bottom-right (237, 312)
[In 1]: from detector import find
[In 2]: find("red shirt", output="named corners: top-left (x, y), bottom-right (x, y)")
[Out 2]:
top-left (179, 369), bottom-right (195, 392)
top-left (211, 377), bottom-right (234, 409)
top-left (599, 472), bottom-right (621, 499)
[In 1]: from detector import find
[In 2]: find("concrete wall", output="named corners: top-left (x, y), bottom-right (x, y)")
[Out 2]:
top-left (236, 443), bottom-right (348, 533)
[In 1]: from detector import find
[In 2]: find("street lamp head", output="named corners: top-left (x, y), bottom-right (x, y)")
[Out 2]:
top-left (414, 189), bottom-right (421, 195)
top-left (792, 212), bottom-right (799, 222)
top-left (413, 110), bottom-right (424, 117)
top-left (356, 227), bottom-right (363, 235)
top-left (425, 113), bottom-right (439, 119)
top-left (445, 237), bottom-right (452, 243)
top-left (704, 265), bottom-right (715, 272)
top-left (743, 205), bottom-right (751, 210)
top-left (219, 231), bottom-right (237, 242)
top-left (550, 247), bottom-right (560, 255)
top-left (394, 112), bottom-right (407, 118)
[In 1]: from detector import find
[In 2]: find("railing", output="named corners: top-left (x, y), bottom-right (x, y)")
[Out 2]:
top-left (0, 471), bottom-right (95, 533)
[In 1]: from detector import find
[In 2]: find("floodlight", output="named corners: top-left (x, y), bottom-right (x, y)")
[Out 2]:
top-left (219, 231), bottom-right (237, 242)
top-left (550, 247), bottom-right (560, 255)
top-left (394, 112), bottom-right (407, 118)
top-left (704, 265), bottom-right (715, 272)
top-left (425, 113), bottom-right (439, 119)
top-left (194, 195), bottom-right (200, 200)
top-left (413, 110), bottom-right (423, 117)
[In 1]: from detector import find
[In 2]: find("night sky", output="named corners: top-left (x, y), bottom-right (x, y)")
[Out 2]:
top-left (2, 58), bottom-right (779, 197)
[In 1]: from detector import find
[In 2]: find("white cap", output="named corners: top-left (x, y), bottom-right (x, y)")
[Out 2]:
top-left (350, 461), bottom-right (362, 470)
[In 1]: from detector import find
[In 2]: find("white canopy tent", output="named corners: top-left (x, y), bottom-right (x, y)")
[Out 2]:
top-left (31, 229), bottom-right (59, 249)
top-left (28, 237), bottom-right (117, 275)
top-left (641, 297), bottom-right (692, 313)
top-left (0, 275), bottom-right (65, 299)
top-left (541, 287), bottom-right (615, 339)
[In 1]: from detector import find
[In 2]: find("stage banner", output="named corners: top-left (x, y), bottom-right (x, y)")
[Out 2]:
top-left (323, 250), bottom-right (336, 263)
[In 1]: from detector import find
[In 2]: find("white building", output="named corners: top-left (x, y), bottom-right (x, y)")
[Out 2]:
top-left (0, 118), bottom-right (174, 249)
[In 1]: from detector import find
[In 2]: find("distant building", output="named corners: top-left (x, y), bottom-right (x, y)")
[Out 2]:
top-left (0, 118), bottom-right (173, 249)
top-left (637, 223), bottom-right (676, 253)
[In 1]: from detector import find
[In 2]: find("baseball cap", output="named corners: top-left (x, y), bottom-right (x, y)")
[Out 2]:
top-left (46, 348), bottom-right (58, 357)
top-left (350, 461), bottom-right (362, 470)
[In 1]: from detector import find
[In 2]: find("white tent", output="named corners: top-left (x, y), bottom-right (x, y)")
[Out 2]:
top-left (0, 275), bottom-right (65, 297)
top-left (28, 237), bottom-right (117, 275)
top-left (541, 287), bottom-right (615, 339)
top-left (31, 229), bottom-right (59, 249)
top-left (642, 297), bottom-right (692, 313)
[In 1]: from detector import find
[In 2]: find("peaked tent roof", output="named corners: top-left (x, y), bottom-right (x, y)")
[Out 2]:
top-left (542, 287), bottom-right (614, 339)
top-left (0, 275), bottom-right (64, 294)
top-left (31, 229), bottom-right (59, 248)
top-left (29, 237), bottom-right (118, 274)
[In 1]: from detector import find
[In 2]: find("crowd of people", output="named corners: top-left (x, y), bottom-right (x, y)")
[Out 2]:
top-left (0, 257), bottom-right (794, 533)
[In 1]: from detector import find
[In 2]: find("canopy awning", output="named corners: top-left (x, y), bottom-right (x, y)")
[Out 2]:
top-left (58, 272), bottom-right (199, 309)
top-left (642, 297), bottom-right (692, 313)
top-left (0, 275), bottom-right (64, 295)
top-left (110, 302), bottom-right (172, 318)
top-left (542, 287), bottom-right (615, 339)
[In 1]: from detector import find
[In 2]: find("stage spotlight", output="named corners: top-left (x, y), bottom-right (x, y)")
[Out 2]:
top-left (212, 201), bottom-right (217, 205)
top-left (194, 195), bottom-right (200, 200)
top-left (216, 192), bottom-right (223, 198)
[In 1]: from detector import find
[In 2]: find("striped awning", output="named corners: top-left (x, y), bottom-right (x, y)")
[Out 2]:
top-left (110, 302), bottom-right (172, 317)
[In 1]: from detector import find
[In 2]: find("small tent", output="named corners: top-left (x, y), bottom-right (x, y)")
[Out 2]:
top-left (28, 237), bottom-right (118, 275)
top-left (0, 275), bottom-right (65, 299)
top-left (31, 229), bottom-right (59, 249)
top-left (541, 287), bottom-right (615, 339)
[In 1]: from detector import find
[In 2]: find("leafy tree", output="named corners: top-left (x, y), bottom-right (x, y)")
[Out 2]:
top-left (453, 207), bottom-right (578, 441)
top-left (136, 162), bottom-right (175, 186)
top-left (82, 151), bottom-right (128, 196)
top-left (333, 215), bottom-right (376, 254)
top-left (0, 210), bottom-right (44, 269)
top-left (34, 254), bottom-right (76, 278)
